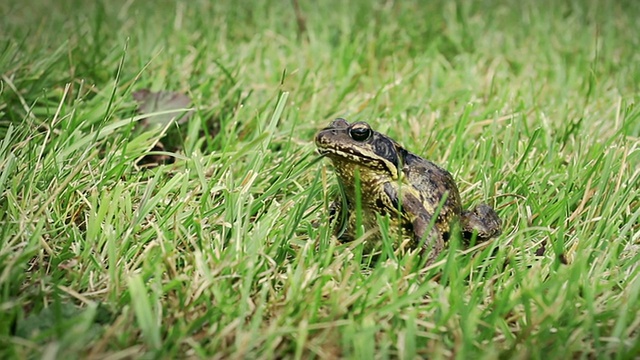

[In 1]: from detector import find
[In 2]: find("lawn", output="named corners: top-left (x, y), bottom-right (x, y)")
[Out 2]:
top-left (1, 0), bottom-right (639, 358)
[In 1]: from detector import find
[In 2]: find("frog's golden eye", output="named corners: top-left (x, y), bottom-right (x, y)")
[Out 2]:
top-left (349, 122), bottom-right (372, 142)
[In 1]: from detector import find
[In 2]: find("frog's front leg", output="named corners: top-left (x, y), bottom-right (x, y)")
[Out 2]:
top-left (328, 198), bottom-right (355, 242)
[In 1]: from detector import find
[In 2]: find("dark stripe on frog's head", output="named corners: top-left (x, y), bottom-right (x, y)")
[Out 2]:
top-left (371, 132), bottom-right (401, 173)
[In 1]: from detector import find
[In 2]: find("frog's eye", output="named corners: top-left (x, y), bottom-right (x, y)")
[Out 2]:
top-left (349, 123), bottom-right (372, 141)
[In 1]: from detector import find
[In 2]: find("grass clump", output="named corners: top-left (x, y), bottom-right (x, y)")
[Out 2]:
top-left (1, 0), bottom-right (639, 358)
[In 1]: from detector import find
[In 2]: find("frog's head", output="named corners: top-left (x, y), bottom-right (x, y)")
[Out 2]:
top-left (315, 118), bottom-right (403, 181)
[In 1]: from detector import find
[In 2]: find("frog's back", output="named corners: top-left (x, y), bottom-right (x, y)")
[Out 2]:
top-left (401, 150), bottom-right (463, 221)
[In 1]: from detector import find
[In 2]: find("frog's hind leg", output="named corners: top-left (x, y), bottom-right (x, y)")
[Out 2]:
top-left (411, 213), bottom-right (445, 265)
top-left (399, 191), bottom-right (444, 265)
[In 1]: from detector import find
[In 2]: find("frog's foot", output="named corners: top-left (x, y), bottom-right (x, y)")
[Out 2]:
top-left (461, 203), bottom-right (502, 242)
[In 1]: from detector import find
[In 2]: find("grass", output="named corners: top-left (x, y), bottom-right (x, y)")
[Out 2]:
top-left (1, 0), bottom-right (639, 358)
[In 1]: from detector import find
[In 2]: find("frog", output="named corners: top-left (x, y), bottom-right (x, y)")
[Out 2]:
top-left (315, 118), bottom-right (502, 264)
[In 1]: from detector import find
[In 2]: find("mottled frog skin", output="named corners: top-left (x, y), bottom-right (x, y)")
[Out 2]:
top-left (315, 118), bottom-right (501, 263)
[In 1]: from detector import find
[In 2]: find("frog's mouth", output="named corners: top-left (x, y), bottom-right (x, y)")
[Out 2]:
top-left (316, 145), bottom-right (370, 162)
top-left (315, 146), bottom-right (399, 180)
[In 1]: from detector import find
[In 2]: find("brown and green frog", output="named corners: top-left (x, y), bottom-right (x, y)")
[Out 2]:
top-left (315, 118), bottom-right (501, 264)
